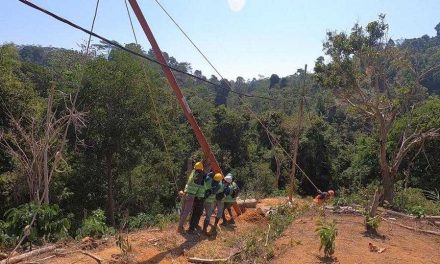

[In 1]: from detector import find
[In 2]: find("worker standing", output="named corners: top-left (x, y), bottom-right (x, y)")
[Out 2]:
top-left (222, 173), bottom-right (240, 225)
top-left (188, 171), bottom-right (212, 233)
top-left (177, 162), bottom-right (206, 233)
top-left (202, 173), bottom-right (225, 235)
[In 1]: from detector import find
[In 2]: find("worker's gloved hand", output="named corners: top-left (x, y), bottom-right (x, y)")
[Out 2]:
top-left (231, 190), bottom-right (238, 198)
top-left (216, 192), bottom-right (225, 201)
top-left (204, 189), bottom-right (212, 198)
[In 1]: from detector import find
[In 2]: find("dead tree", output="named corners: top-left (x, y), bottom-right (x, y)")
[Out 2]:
top-left (288, 65), bottom-right (307, 203)
top-left (0, 84), bottom-right (86, 204)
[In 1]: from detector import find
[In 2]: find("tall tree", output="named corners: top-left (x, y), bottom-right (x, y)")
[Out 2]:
top-left (79, 46), bottom-right (160, 225)
top-left (269, 74), bottom-right (280, 89)
top-left (315, 15), bottom-right (440, 202)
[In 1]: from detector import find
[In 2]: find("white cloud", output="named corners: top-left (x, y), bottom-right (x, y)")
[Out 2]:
top-left (227, 0), bottom-right (246, 12)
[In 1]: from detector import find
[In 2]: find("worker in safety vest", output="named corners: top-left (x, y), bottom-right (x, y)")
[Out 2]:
top-left (177, 161), bottom-right (206, 233)
top-left (202, 173), bottom-right (225, 235)
top-left (188, 171), bottom-right (212, 233)
top-left (221, 173), bottom-right (240, 225)
top-left (313, 190), bottom-right (335, 205)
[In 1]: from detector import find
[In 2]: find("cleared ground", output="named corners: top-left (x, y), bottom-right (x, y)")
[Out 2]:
top-left (36, 198), bottom-right (440, 263)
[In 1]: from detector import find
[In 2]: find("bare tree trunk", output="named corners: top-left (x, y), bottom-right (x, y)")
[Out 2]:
top-left (106, 151), bottom-right (115, 226)
top-left (288, 135), bottom-right (299, 202)
top-left (274, 155), bottom-right (281, 189)
top-left (43, 147), bottom-right (49, 204)
top-left (288, 65), bottom-right (307, 203)
top-left (403, 162), bottom-right (412, 189)
top-left (378, 119), bottom-right (394, 204)
top-left (383, 173), bottom-right (394, 204)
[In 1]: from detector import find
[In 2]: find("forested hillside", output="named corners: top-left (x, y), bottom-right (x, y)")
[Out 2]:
top-left (1, 17), bottom-right (440, 249)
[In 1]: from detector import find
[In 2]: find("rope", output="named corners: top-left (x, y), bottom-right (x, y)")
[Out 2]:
top-left (123, 0), bottom-right (178, 188)
top-left (153, 0), bottom-right (322, 193)
top-left (18, 0), bottom-right (321, 194)
top-left (124, 0), bottom-right (138, 44)
top-left (153, 0), bottom-right (226, 81)
top-left (18, 0), bottom-right (273, 101)
top-left (86, 0), bottom-right (100, 55)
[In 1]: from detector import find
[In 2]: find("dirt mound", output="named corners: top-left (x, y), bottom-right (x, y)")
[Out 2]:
top-left (238, 208), bottom-right (266, 223)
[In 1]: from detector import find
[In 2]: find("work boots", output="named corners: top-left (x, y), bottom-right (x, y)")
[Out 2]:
top-left (202, 222), bottom-right (209, 236)
top-left (221, 215), bottom-right (229, 226)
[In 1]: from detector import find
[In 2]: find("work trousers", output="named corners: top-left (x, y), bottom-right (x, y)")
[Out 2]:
top-left (189, 197), bottom-right (205, 230)
top-left (223, 202), bottom-right (234, 221)
top-left (178, 194), bottom-right (195, 228)
top-left (204, 200), bottom-right (224, 226)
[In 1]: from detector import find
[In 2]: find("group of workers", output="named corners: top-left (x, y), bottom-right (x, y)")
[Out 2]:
top-left (177, 161), bottom-right (240, 235)
top-left (177, 161), bottom-right (336, 235)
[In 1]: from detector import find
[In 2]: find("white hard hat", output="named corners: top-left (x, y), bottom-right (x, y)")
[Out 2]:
top-left (225, 173), bottom-right (233, 183)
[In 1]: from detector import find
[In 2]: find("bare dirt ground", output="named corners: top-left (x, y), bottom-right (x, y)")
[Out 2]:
top-left (272, 211), bottom-right (440, 264)
top-left (9, 197), bottom-right (440, 264)
top-left (44, 198), bottom-right (278, 264)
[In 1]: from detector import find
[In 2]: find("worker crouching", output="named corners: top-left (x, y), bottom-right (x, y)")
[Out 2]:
top-left (203, 173), bottom-right (225, 235)
top-left (313, 190), bottom-right (335, 205)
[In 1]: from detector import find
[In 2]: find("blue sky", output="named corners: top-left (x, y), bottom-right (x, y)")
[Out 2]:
top-left (1, 0), bottom-right (440, 80)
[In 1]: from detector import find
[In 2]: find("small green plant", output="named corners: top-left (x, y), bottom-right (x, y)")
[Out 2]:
top-left (364, 214), bottom-right (381, 233)
top-left (315, 219), bottom-right (337, 257)
top-left (116, 233), bottom-right (132, 255)
top-left (76, 209), bottom-right (109, 239)
top-left (409, 206), bottom-right (426, 218)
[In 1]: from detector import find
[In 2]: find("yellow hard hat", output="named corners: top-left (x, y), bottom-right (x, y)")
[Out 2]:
top-left (194, 162), bottom-right (204, 171)
top-left (213, 173), bottom-right (223, 182)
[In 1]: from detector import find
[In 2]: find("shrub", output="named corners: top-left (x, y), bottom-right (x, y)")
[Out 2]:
top-left (3, 203), bottom-right (71, 245)
top-left (394, 188), bottom-right (440, 215)
top-left (315, 219), bottom-right (337, 257)
top-left (364, 214), bottom-right (381, 233)
top-left (156, 213), bottom-right (179, 230)
top-left (128, 212), bottom-right (179, 230)
top-left (128, 213), bottom-right (156, 229)
top-left (332, 184), bottom-right (379, 207)
top-left (0, 221), bottom-right (12, 247)
top-left (269, 204), bottom-right (295, 239)
top-left (76, 209), bottom-right (110, 238)
top-left (270, 189), bottom-right (287, 197)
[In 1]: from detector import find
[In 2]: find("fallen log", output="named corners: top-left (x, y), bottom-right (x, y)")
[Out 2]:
top-left (188, 247), bottom-right (243, 264)
top-left (80, 251), bottom-right (103, 263)
top-left (237, 199), bottom-right (257, 208)
top-left (380, 209), bottom-right (440, 222)
top-left (381, 217), bottom-right (440, 236)
top-left (0, 245), bottom-right (57, 264)
top-left (22, 254), bottom-right (55, 264)
top-left (188, 257), bottom-right (228, 263)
